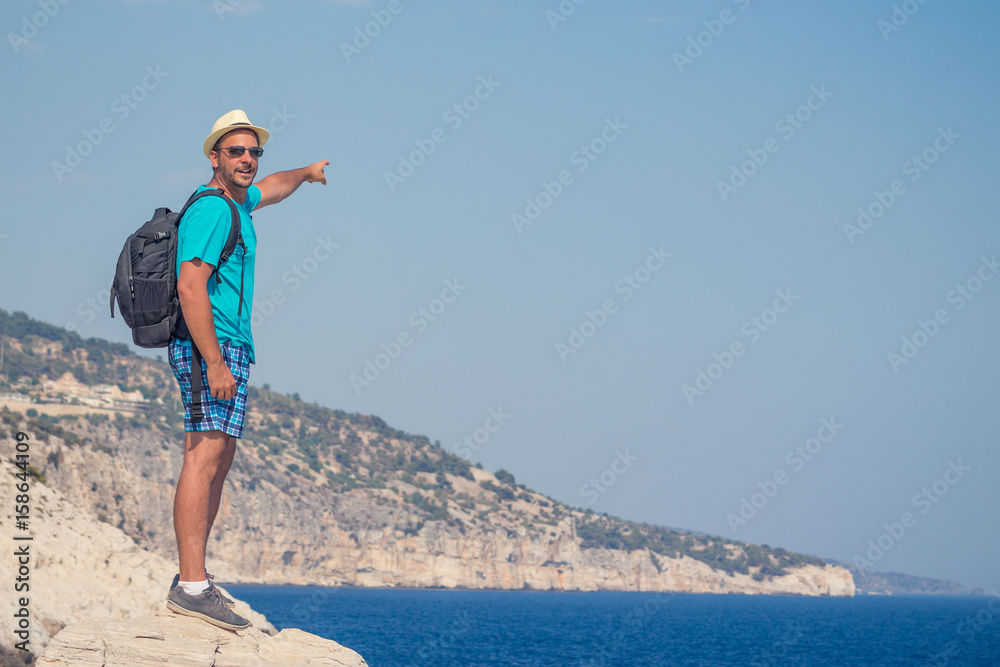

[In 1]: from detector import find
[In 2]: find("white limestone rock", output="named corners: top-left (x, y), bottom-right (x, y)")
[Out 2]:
top-left (34, 612), bottom-right (368, 667)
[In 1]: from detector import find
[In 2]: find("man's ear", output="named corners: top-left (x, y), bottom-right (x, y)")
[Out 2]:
top-left (209, 150), bottom-right (220, 170)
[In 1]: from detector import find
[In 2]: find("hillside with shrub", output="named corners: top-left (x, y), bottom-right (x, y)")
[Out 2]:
top-left (2, 307), bottom-right (857, 596)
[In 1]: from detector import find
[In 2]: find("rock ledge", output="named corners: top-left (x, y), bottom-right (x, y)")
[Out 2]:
top-left (35, 612), bottom-right (368, 667)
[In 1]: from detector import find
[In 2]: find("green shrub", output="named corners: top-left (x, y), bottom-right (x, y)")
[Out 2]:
top-left (479, 480), bottom-right (514, 501)
top-left (495, 469), bottom-right (516, 486)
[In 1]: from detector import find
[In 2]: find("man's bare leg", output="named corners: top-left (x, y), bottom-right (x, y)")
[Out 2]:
top-left (206, 437), bottom-right (237, 545)
top-left (174, 430), bottom-right (232, 583)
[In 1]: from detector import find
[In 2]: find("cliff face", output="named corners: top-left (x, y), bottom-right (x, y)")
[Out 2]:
top-left (0, 480), bottom-right (366, 666)
top-left (267, 526), bottom-right (854, 596)
top-left (13, 412), bottom-right (853, 599)
top-left (0, 477), bottom-right (277, 665)
top-left (211, 487), bottom-right (852, 596)
top-left (0, 315), bottom-right (854, 611)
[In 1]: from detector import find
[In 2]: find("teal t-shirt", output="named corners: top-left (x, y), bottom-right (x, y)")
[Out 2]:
top-left (175, 184), bottom-right (259, 363)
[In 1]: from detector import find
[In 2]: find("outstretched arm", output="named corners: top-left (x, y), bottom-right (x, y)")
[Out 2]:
top-left (255, 160), bottom-right (330, 209)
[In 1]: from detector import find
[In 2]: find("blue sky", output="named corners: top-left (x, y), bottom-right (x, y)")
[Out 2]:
top-left (2, 0), bottom-right (999, 590)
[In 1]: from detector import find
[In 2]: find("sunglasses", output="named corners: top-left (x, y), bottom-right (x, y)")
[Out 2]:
top-left (217, 145), bottom-right (264, 158)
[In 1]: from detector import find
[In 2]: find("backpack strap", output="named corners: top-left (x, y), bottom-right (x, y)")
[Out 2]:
top-left (190, 343), bottom-right (206, 424)
top-left (177, 188), bottom-right (244, 424)
top-left (178, 188), bottom-right (245, 314)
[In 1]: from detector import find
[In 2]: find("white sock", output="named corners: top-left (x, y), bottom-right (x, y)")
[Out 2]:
top-left (179, 579), bottom-right (209, 596)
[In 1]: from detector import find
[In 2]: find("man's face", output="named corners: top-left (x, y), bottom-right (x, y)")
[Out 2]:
top-left (211, 129), bottom-right (260, 191)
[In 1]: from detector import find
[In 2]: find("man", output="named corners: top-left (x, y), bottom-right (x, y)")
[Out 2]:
top-left (165, 110), bottom-right (328, 630)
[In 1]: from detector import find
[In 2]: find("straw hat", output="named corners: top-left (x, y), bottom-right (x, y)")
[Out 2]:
top-left (203, 109), bottom-right (269, 158)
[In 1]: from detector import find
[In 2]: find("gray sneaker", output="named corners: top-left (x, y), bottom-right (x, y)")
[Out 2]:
top-left (206, 573), bottom-right (236, 607)
top-left (166, 583), bottom-right (250, 631)
top-left (169, 573), bottom-right (235, 608)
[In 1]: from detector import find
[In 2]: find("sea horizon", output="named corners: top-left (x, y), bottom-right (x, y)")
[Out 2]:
top-left (225, 584), bottom-right (1000, 666)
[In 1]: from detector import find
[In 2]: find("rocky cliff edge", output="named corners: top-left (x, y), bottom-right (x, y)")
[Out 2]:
top-left (0, 480), bottom-right (366, 666)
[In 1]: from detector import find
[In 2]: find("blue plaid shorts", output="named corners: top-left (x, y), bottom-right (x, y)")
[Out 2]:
top-left (168, 340), bottom-right (251, 439)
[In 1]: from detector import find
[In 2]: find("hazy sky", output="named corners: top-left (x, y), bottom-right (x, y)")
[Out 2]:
top-left (2, 1), bottom-right (998, 590)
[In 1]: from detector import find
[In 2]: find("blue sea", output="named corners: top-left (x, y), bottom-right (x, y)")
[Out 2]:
top-left (224, 586), bottom-right (1000, 666)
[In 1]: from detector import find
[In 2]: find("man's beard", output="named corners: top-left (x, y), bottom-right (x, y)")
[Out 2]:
top-left (227, 164), bottom-right (256, 189)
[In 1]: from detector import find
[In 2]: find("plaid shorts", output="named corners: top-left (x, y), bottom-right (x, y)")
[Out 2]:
top-left (168, 340), bottom-right (251, 439)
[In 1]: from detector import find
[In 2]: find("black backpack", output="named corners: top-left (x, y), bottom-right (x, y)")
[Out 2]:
top-left (111, 188), bottom-right (246, 424)
top-left (110, 188), bottom-right (245, 348)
